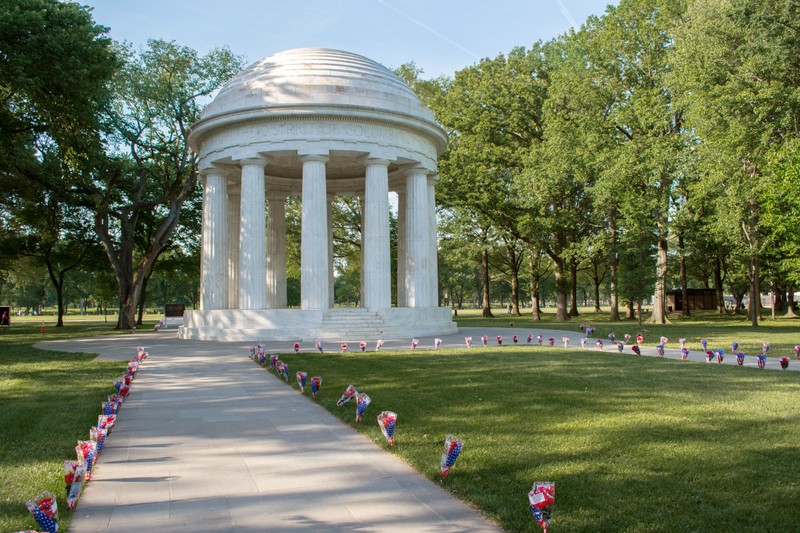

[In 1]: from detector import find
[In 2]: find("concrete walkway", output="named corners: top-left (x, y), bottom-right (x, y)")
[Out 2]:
top-left (36, 324), bottom-right (795, 532)
top-left (38, 332), bottom-right (503, 533)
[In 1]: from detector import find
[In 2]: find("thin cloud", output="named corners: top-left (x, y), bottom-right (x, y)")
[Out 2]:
top-left (554, 0), bottom-right (579, 28)
top-left (375, 0), bottom-right (481, 59)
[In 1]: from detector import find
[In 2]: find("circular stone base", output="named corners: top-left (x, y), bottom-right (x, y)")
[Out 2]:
top-left (178, 307), bottom-right (457, 342)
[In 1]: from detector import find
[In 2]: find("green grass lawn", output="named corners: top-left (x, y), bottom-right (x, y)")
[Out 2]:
top-left (455, 308), bottom-right (800, 358)
top-left (273, 343), bottom-right (800, 532)
top-left (3, 311), bottom-right (799, 532)
top-left (0, 324), bottom-right (130, 532)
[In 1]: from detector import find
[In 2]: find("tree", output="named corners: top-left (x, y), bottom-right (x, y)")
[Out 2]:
top-left (670, 0), bottom-right (800, 326)
top-left (2, 176), bottom-right (98, 326)
top-left (0, 0), bottom-right (116, 325)
top-left (82, 40), bottom-right (242, 329)
top-left (0, 0), bottom-right (117, 174)
top-left (585, 0), bottom-right (689, 325)
top-left (437, 46), bottom-right (549, 317)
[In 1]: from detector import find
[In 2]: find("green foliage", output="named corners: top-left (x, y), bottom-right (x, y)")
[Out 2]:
top-left (0, 0), bottom-right (117, 168)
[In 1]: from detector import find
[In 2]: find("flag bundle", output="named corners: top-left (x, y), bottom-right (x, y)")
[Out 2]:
top-left (355, 393), bottom-right (371, 423)
top-left (377, 411), bottom-right (397, 446)
top-left (311, 376), bottom-right (322, 399)
top-left (337, 384), bottom-right (358, 407)
top-left (440, 434), bottom-right (465, 478)
top-left (528, 482), bottom-right (555, 533)
top-left (26, 491), bottom-right (58, 533)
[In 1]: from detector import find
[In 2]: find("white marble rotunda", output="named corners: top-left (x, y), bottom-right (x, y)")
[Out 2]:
top-left (179, 48), bottom-right (456, 341)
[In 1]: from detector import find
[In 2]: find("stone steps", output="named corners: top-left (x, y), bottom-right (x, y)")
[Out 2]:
top-left (316, 310), bottom-right (387, 339)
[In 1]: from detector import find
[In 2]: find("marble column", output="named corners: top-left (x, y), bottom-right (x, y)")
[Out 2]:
top-left (238, 157), bottom-right (268, 309)
top-left (227, 183), bottom-right (241, 309)
top-left (200, 168), bottom-right (228, 310)
top-left (266, 193), bottom-right (287, 308)
top-left (396, 189), bottom-right (407, 307)
top-left (428, 174), bottom-right (439, 308)
top-left (300, 154), bottom-right (330, 309)
top-left (363, 158), bottom-right (391, 309)
top-left (405, 167), bottom-right (431, 307)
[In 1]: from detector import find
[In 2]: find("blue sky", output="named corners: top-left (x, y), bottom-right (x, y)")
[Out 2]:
top-left (81, 0), bottom-right (618, 78)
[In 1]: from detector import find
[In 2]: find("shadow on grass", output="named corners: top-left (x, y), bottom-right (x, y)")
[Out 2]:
top-left (278, 346), bottom-right (800, 532)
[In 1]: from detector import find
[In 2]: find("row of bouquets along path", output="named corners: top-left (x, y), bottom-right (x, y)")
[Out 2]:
top-left (16, 348), bottom-right (149, 533)
top-left (250, 343), bottom-right (556, 532)
top-left (287, 330), bottom-right (797, 368)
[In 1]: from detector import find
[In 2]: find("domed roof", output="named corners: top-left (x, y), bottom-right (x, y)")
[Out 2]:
top-left (198, 47), bottom-right (437, 125)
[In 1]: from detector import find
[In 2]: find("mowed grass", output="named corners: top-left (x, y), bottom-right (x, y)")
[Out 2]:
top-left (456, 308), bottom-right (800, 358)
top-left (272, 345), bottom-right (800, 532)
top-left (0, 324), bottom-right (129, 532)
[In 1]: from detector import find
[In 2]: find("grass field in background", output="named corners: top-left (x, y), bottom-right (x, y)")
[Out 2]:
top-left (2, 309), bottom-right (799, 531)
top-left (269, 344), bottom-right (800, 532)
top-left (0, 324), bottom-right (130, 532)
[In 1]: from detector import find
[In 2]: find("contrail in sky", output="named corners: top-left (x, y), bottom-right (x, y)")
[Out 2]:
top-left (556, 0), bottom-right (578, 29)
top-left (376, 0), bottom-right (481, 59)
top-left (553, 0), bottom-right (579, 28)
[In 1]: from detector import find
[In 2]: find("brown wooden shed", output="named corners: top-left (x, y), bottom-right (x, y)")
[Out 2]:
top-left (666, 289), bottom-right (717, 312)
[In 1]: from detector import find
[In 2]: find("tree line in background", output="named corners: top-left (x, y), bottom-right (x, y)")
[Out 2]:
top-left (1, 0), bottom-right (798, 328)
top-left (403, 0), bottom-right (800, 326)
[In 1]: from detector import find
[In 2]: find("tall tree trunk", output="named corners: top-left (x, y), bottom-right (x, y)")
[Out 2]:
top-left (637, 298), bottom-right (643, 327)
top-left (553, 256), bottom-right (569, 321)
top-left (593, 271), bottom-right (601, 312)
top-left (528, 248), bottom-right (542, 321)
top-left (679, 234), bottom-right (690, 316)
top-left (773, 286), bottom-right (785, 314)
top-left (748, 253), bottom-right (760, 327)
top-left (45, 262), bottom-right (66, 328)
top-left (746, 199), bottom-right (760, 327)
top-left (626, 300), bottom-right (635, 320)
top-left (568, 260), bottom-right (579, 317)
top-left (507, 243), bottom-right (521, 316)
top-left (647, 231), bottom-right (670, 324)
top-left (137, 273), bottom-right (150, 326)
top-left (714, 257), bottom-right (726, 313)
top-left (481, 236), bottom-right (493, 318)
top-left (608, 221), bottom-right (620, 321)
top-left (785, 286), bottom-right (798, 318)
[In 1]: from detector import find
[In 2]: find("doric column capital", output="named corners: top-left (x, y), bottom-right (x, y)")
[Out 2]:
top-left (365, 157), bottom-right (391, 167)
top-left (405, 162), bottom-right (434, 174)
top-left (200, 165), bottom-right (229, 177)
top-left (428, 173), bottom-right (440, 184)
top-left (239, 155), bottom-right (271, 168)
top-left (299, 153), bottom-right (329, 164)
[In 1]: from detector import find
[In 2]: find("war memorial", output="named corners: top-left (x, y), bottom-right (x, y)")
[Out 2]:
top-left (180, 48), bottom-right (457, 341)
